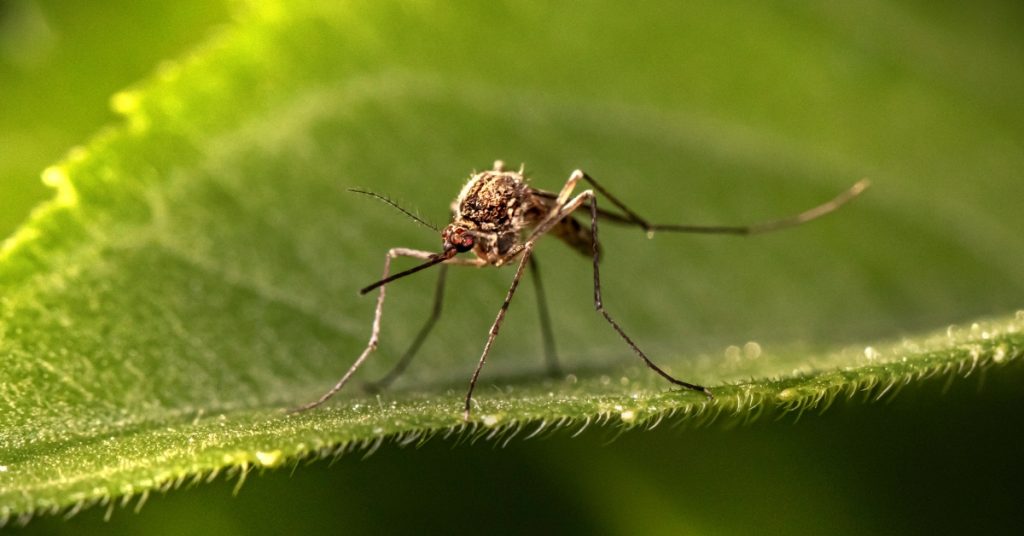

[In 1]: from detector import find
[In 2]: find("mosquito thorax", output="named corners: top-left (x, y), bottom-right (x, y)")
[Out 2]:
top-left (453, 169), bottom-right (532, 233)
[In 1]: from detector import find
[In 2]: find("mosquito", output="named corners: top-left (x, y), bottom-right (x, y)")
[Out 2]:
top-left (293, 161), bottom-right (869, 421)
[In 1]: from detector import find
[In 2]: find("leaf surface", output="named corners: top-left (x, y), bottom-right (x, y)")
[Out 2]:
top-left (2, 1), bottom-right (1023, 520)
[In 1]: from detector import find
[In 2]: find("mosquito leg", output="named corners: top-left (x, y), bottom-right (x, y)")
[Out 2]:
top-left (575, 171), bottom-right (869, 235)
top-left (568, 171), bottom-right (650, 229)
top-left (463, 243), bottom-right (535, 421)
top-left (555, 170), bottom-right (584, 206)
top-left (290, 247), bottom-right (437, 413)
top-left (529, 183), bottom-right (713, 398)
top-left (365, 265), bottom-right (448, 392)
top-left (582, 192), bottom-right (712, 397)
top-left (528, 255), bottom-right (561, 377)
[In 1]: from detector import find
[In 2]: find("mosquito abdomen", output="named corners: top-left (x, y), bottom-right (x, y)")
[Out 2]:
top-left (549, 215), bottom-right (600, 261)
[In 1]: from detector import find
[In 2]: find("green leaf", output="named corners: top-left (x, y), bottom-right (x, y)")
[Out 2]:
top-left (2, 0), bottom-right (1023, 522)
top-left (0, 0), bottom-right (231, 238)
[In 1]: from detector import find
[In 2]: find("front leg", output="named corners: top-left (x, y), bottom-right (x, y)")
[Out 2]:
top-left (463, 243), bottom-right (535, 421)
top-left (365, 265), bottom-right (449, 392)
top-left (291, 247), bottom-right (440, 413)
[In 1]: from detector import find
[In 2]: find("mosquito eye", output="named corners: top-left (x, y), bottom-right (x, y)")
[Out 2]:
top-left (442, 225), bottom-right (475, 252)
top-left (454, 233), bottom-right (474, 252)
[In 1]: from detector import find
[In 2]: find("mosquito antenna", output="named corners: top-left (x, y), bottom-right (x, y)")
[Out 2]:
top-left (359, 250), bottom-right (454, 295)
top-left (348, 188), bottom-right (440, 232)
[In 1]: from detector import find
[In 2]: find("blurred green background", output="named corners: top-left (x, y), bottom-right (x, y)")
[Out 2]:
top-left (2, 1), bottom-right (1023, 534)
top-left (0, 0), bottom-right (231, 239)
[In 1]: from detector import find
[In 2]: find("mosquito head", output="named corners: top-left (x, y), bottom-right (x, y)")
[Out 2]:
top-left (442, 223), bottom-right (475, 253)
